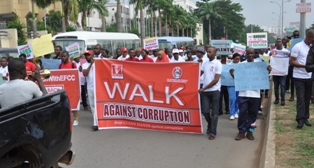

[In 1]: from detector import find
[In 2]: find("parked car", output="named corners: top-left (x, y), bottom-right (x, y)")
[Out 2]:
top-left (0, 48), bottom-right (18, 58)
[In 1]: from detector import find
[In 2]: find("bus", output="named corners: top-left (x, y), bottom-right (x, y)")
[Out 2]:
top-left (158, 37), bottom-right (195, 49)
top-left (52, 31), bottom-right (141, 55)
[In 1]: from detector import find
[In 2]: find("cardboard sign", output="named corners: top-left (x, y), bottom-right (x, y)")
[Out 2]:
top-left (247, 32), bottom-right (268, 49)
top-left (270, 56), bottom-right (289, 76)
top-left (211, 40), bottom-right (232, 55)
top-left (65, 42), bottom-right (80, 58)
top-left (232, 43), bottom-right (246, 55)
top-left (144, 37), bottom-right (159, 50)
top-left (221, 64), bottom-right (236, 86)
top-left (296, 3), bottom-right (311, 13)
top-left (17, 44), bottom-right (34, 59)
top-left (94, 60), bottom-right (202, 133)
top-left (32, 34), bottom-right (54, 57)
top-left (43, 69), bottom-right (81, 110)
top-left (40, 58), bottom-right (61, 69)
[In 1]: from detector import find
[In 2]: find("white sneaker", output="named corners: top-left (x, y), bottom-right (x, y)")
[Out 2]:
top-left (230, 116), bottom-right (235, 120)
top-left (260, 105), bottom-right (263, 109)
top-left (258, 110), bottom-right (263, 115)
top-left (73, 120), bottom-right (79, 126)
top-left (235, 114), bottom-right (239, 119)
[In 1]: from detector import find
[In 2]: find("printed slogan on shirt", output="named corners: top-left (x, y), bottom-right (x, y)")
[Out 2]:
top-left (94, 60), bottom-right (203, 133)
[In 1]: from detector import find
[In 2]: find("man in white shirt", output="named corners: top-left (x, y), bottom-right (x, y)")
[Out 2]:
top-left (230, 48), bottom-right (271, 141)
top-left (271, 38), bottom-right (290, 106)
top-left (291, 30), bottom-right (314, 129)
top-left (170, 49), bottom-right (185, 62)
top-left (198, 47), bottom-right (222, 140)
top-left (82, 50), bottom-right (98, 131)
top-left (0, 57), bottom-right (8, 80)
top-left (0, 58), bottom-right (47, 108)
top-left (118, 47), bottom-right (129, 61)
top-left (93, 44), bottom-right (102, 58)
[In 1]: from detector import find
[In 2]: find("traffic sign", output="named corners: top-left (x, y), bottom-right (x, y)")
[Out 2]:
top-left (296, 3), bottom-right (311, 13)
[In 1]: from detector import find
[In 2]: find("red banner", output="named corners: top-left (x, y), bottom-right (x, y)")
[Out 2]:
top-left (94, 60), bottom-right (202, 133)
top-left (43, 69), bottom-right (80, 110)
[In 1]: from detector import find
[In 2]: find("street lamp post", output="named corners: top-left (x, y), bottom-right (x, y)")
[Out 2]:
top-left (272, 12), bottom-right (281, 36)
top-left (270, 0), bottom-right (291, 37)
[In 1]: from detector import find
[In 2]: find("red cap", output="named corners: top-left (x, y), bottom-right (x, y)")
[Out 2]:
top-left (180, 46), bottom-right (186, 50)
top-left (84, 50), bottom-right (93, 55)
top-left (121, 47), bottom-right (128, 52)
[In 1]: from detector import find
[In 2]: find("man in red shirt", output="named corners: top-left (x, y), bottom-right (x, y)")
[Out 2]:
top-left (58, 51), bottom-right (79, 126)
top-left (125, 48), bottom-right (139, 62)
top-left (19, 54), bottom-right (36, 71)
top-left (139, 50), bottom-right (154, 62)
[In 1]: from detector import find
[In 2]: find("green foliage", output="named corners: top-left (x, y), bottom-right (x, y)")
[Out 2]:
top-left (7, 16), bottom-right (27, 45)
top-left (66, 25), bottom-right (77, 32)
top-left (106, 24), bottom-right (117, 32)
top-left (46, 10), bottom-right (62, 32)
top-left (127, 27), bottom-right (140, 36)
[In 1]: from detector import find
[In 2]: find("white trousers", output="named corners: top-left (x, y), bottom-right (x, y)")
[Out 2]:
top-left (88, 89), bottom-right (98, 126)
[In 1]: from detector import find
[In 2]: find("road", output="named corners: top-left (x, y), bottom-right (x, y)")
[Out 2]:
top-left (64, 109), bottom-right (265, 168)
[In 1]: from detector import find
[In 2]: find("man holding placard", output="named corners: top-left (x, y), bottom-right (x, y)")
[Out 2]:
top-left (290, 30), bottom-right (314, 129)
top-left (270, 38), bottom-right (290, 106)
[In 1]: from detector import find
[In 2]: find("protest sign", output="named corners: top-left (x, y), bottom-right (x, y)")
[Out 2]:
top-left (211, 40), bottom-right (232, 55)
top-left (221, 64), bottom-right (236, 86)
top-left (43, 69), bottom-right (80, 110)
top-left (247, 32), bottom-right (268, 49)
top-left (234, 62), bottom-right (270, 91)
top-left (17, 44), bottom-right (34, 59)
top-left (261, 56), bottom-right (270, 63)
top-left (270, 56), bottom-right (289, 76)
top-left (270, 50), bottom-right (289, 58)
top-left (0, 74), bottom-right (4, 85)
top-left (40, 58), bottom-right (61, 69)
top-left (32, 34), bottom-right (54, 57)
top-left (288, 38), bottom-right (304, 51)
top-left (143, 37), bottom-right (159, 50)
top-left (94, 60), bottom-right (202, 133)
top-left (65, 42), bottom-right (80, 58)
top-left (232, 43), bottom-right (246, 55)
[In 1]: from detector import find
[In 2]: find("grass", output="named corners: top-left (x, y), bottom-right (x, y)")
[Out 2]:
top-left (274, 92), bottom-right (314, 168)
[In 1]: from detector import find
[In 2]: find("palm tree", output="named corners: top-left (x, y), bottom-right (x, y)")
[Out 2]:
top-left (78, 0), bottom-right (108, 31)
top-left (194, 0), bottom-right (221, 44)
top-left (31, 0), bottom-right (55, 37)
top-left (98, 0), bottom-right (109, 32)
top-left (116, 0), bottom-right (122, 32)
top-left (130, 0), bottom-right (149, 45)
top-left (61, 0), bottom-right (79, 31)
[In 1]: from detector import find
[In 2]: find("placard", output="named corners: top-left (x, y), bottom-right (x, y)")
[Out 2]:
top-left (40, 58), bottom-right (61, 69)
top-left (32, 34), bottom-right (54, 57)
top-left (232, 43), bottom-right (246, 55)
top-left (270, 56), bottom-right (289, 76)
top-left (247, 32), bottom-right (268, 49)
top-left (65, 42), bottom-right (80, 58)
top-left (211, 40), bottom-right (232, 55)
top-left (144, 37), bottom-right (159, 50)
top-left (221, 64), bottom-right (236, 86)
top-left (17, 44), bottom-right (34, 59)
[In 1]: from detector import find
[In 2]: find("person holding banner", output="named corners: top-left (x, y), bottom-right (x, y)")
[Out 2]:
top-left (139, 50), bottom-right (154, 62)
top-left (82, 50), bottom-right (98, 131)
top-left (58, 51), bottom-right (80, 126)
top-left (185, 51), bottom-right (194, 61)
top-left (170, 49), bottom-right (185, 62)
top-left (198, 47), bottom-right (222, 140)
top-left (0, 57), bottom-right (8, 80)
top-left (155, 50), bottom-right (170, 63)
top-left (118, 47), bottom-right (129, 61)
top-left (230, 48), bottom-right (272, 141)
top-left (93, 44), bottom-right (102, 58)
top-left (125, 49), bottom-right (139, 62)
top-left (0, 58), bottom-right (48, 108)
top-left (290, 30), bottom-right (314, 129)
top-left (101, 50), bottom-right (112, 59)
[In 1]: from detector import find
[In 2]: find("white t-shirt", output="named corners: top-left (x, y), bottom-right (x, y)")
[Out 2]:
top-left (194, 55), bottom-right (209, 85)
top-left (118, 55), bottom-right (129, 61)
top-left (73, 61), bottom-right (85, 85)
top-left (238, 60), bottom-right (261, 98)
top-left (0, 66), bottom-right (8, 77)
top-left (170, 56), bottom-right (185, 62)
top-left (201, 58), bottom-right (222, 92)
top-left (82, 62), bottom-right (95, 89)
top-left (0, 79), bottom-right (43, 108)
top-left (291, 41), bottom-right (312, 79)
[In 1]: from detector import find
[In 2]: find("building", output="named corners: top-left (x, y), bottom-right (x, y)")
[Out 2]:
top-left (173, 0), bottom-right (197, 12)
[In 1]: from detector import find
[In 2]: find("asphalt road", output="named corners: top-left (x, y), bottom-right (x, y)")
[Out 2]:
top-left (63, 108), bottom-right (265, 168)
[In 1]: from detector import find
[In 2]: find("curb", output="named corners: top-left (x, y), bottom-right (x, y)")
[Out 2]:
top-left (259, 92), bottom-right (276, 168)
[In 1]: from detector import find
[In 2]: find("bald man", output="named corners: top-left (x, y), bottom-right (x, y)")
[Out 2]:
top-left (292, 29), bottom-right (314, 129)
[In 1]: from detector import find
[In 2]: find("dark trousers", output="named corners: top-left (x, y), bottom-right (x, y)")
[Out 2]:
top-left (237, 97), bottom-right (260, 133)
top-left (201, 90), bottom-right (220, 135)
top-left (273, 76), bottom-right (287, 101)
top-left (294, 78), bottom-right (312, 122)
top-left (81, 85), bottom-right (88, 107)
top-left (219, 86), bottom-right (229, 113)
top-left (286, 65), bottom-right (294, 96)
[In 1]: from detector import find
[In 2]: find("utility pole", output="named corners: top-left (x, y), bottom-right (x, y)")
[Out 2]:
top-left (300, 0), bottom-right (306, 38)
top-left (281, 0), bottom-right (284, 37)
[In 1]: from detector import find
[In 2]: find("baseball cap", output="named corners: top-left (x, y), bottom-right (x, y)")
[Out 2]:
top-left (121, 47), bottom-right (128, 52)
top-left (179, 49), bottom-right (183, 53)
top-left (84, 50), bottom-right (93, 55)
top-left (180, 46), bottom-right (186, 50)
top-left (196, 47), bottom-right (205, 54)
top-left (172, 49), bottom-right (179, 54)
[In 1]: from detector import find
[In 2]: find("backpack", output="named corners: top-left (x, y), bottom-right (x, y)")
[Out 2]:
top-left (59, 62), bottom-right (75, 69)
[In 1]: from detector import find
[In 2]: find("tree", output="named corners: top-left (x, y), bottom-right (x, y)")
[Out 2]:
top-left (130, 0), bottom-right (148, 45)
top-left (61, 0), bottom-right (79, 32)
top-left (194, 0), bottom-right (221, 44)
top-left (31, 0), bottom-right (55, 38)
top-left (99, 0), bottom-right (109, 32)
top-left (7, 16), bottom-right (27, 45)
top-left (116, 0), bottom-right (122, 32)
top-left (77, 0), bottom-right (108, 31)
top-left (46, 10), bottom-right (63, 33)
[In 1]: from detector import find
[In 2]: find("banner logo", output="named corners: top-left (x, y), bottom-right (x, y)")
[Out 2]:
top-left (172, 67), bottom-right (183, 79)
top-left (111, 64), bottom-right (124, 79)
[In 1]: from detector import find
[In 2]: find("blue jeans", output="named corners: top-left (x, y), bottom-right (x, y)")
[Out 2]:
top-left (273, 76), bottom-right (286, 101)
top-left (201, 90), bottom-right (220, 135)
top-left (227, 86), bottom-right (239, 117)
